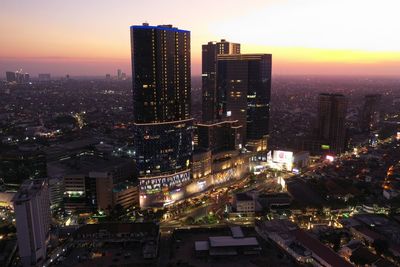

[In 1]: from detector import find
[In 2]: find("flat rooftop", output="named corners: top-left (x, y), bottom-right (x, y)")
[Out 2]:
top-left (230, 226), bottom-right (244, 238)
top-left (195, 241), bottom-right (209, 251)
top-left (174, 227), bottom-right (294, 267)
top-left (209, 236), bottom-right (259, 247)
top-left (12, 179), bottom-right (46, 203)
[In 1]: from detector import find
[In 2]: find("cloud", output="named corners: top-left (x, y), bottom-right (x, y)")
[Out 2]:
top-left (213, 0), bottom-right (400, 51)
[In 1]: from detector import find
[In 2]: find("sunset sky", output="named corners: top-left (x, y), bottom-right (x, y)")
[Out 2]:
top-left (1, 0), bottom-right (400, 77)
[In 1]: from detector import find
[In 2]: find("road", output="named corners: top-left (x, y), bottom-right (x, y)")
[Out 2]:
top-left (160, 173), bottom-right (280, 232)
top-left (157, 230), bottom-right (172, 267)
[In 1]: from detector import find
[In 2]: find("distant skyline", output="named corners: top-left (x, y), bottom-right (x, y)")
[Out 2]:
top-left (1, 0), bottom-right (400, 76)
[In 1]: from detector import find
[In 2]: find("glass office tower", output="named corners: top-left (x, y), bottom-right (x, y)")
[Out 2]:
top-left (130, 24), bottom-right (193, 208)
top-left (216, 54), bottom-right (272, 144)
top-left (202, 39), bottom-right (240, 123)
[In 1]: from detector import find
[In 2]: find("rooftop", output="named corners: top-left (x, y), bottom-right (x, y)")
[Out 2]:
top-left (236, 193), bottom-right (253, 202)
top-left (194, 241), bottom-right (209, 251)
top-left (351, 247), bottom-right (379, 265)
top-left (217, 54), bottom-right (272, 60)
top-left (208, 236), bottom-right (259, 247)
top-left (112, 182), bottom-right (137, 193)
top-left (352, 225), bottom-right (385, 241)
top-left (12, 179), bottom-right (46, 203)
top-left (292, 229), bottom-right (353, 267)
top-left (130, 23), bottom-right (189, 33)
top-left (230, 226), bottom-right (244, 238)
top-left (258, 219), bottom-right (298, 234)
top-left (74, 222), bottom-right (158, 238)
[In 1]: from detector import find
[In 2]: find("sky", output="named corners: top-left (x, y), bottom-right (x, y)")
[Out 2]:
top-left (1, 0), bottom-right (400, 77)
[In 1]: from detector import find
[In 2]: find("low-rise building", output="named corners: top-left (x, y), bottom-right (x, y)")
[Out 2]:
top-left (49, 155), bottom-right (136, 213)
top-left (112, 182), bottom-right (139, 210)
top-left (194, 226), bottom-right (261, 256)
top-left (74, 222), bottom-right (159, 259)
top-left (256, 219), bottom-right (353, 267)
top-left (234, 193), bottom-right (255, 213)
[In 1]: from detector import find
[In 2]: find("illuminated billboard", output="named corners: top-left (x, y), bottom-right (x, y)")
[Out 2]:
top-left (321, 144), bottom-right (330, 150)
top-left (273, 150), bottom-right (293, 164)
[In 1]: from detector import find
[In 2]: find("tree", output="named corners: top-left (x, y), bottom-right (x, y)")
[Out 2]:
top-left (184, 216), bottom-right (195, 225)
top-left (350, 253), bottom-right (370, 266)
top-left (373, 239), bottom-right (389, 256)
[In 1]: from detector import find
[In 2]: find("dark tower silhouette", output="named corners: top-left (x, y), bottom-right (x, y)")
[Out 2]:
top-left (216, 54), bottom-right (272, 145)
top-left (317, 93), bottom-right (347, 154)
top-left (202, 39), bottom-right (240, 123)
top-left (130, 23), bottom-right (192, 208)
top-left (360, 94), bottom-right (381, 132)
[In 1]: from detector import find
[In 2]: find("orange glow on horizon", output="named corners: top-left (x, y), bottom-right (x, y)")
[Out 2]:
top-left (1, 0), bottom-right (400, 76)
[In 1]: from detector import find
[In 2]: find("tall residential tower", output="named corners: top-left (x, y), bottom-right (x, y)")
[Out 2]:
top-left (202, 39), bottom-right (240, 123)
top-left (130, 24), bottom-right (193, 208)
top-left (317, 93), bottom-right (348, 154)
top-left (13, 179), bottom-right (50, 267)
top-left (360, 94), bottom-right (381, 132)
top-left (216, 54), bottom-right (272, 146)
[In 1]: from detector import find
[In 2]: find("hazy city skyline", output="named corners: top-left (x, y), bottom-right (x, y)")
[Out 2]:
top-left (2, 1), bottom-right (400, 267)
top-left (1, 0), bottom-right (400, 76)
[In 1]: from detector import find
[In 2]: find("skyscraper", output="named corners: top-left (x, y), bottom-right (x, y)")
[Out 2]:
top-left (360, 94), bottom-right (381, 132)
top-left (12, 179), bottom-right (50, 267)
top-left (5, 71), bottom-right (16, 82)
top-left (216, 54), bottom-right (272, 144)
top-left (130, 23), bottom-right (192, 208)
top-left (5, 70), bottom-right (30, 83)
top-left (317, 93), bottom-right (348, 154)
top-left (202, 39), bottom-right (240, 123)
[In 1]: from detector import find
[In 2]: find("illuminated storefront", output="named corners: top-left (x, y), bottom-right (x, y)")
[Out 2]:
top-left (139, 170), bottom-right (191, 208)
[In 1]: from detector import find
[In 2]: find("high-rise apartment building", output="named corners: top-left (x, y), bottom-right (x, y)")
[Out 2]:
top-left (317, 93), bottom-right (348, 154)
top-left (360, 94), bottom-right (381, 132)
top-left (130, 23), bottom-right (193, 208)
top-left (216, 54), bottom-right (272, 144)
top-left (5, 71), bottom-right (16, 82)
top-left (202, 39), bottom-right (240, 123)
top-left (12, 179), bottom-right (50, 267)
top-left (5, 70), bottom-right (29, 83)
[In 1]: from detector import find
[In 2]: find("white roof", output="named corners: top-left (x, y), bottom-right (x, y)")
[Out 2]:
top-left (195, 241), bottom-right (209, 251)
top-left (230, 226), bottom-right (244, 238)
top-left (209, 236), bottom-right (259, 247)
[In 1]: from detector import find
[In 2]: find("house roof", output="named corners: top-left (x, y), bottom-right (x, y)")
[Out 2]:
top-left (292, 229), bottom-right (353, 267)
